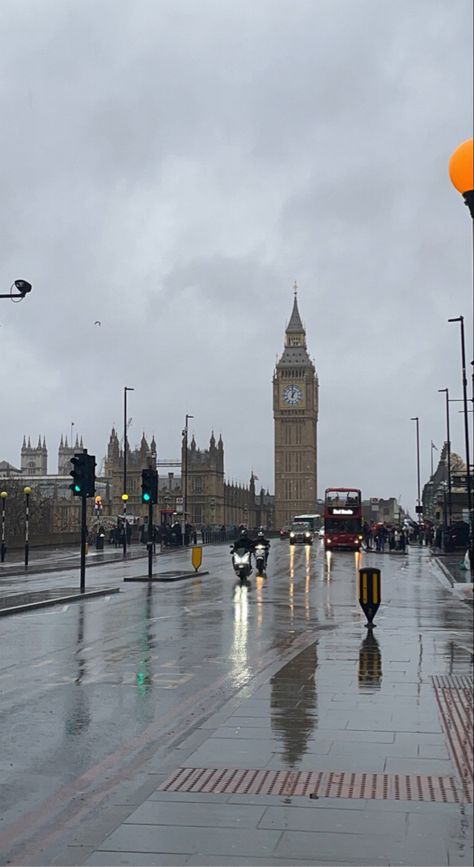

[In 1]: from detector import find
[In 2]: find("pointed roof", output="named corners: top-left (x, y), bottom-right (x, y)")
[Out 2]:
top-left (286, 284), bottom-right (305, 334)
top-left (276, 284), bottom-right (313, 368)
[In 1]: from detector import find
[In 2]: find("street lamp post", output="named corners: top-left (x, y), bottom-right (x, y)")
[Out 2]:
top-left (410, 417), bottom-right (422, 543)
top-left (438, 481), bottom-right (448, 551)
top-left (182, 414), bottom-right (194, 545)
top-left (448, 316), bottom-right (474, 570)
top-left (438, 388), bottom-right (453, 524)
top-left (0, 279), bottom-right (32, 300)
top-left (0, 491), bottom-right (7, 562)
top-left (449, 139), bottom-right (474, 363)
top-left (123, 386), bottom-right (134, 557)
top-left (24, 486), bottom-right (32, 567)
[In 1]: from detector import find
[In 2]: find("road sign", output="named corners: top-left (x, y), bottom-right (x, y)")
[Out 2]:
top-left (192, 545), bottom-right (203, 572)
top-left (358, 567), bottom-right (381, 627)
top-left (176, 496), bottom-right (184, 514)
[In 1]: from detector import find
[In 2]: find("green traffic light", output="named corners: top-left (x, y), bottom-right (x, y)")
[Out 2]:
top-left (74, 484), bottom-right (81, 493)
top-left (143, 492), bottom-right (151, 502)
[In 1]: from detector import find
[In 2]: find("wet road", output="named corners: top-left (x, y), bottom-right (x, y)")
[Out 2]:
top-left (0, 541), bottom-right (472, 865)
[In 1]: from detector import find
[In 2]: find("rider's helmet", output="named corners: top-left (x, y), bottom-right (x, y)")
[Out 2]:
top-left (240, 528), bottom-right (248, 537)
top-left (257, 529), bottom-right (265, 538)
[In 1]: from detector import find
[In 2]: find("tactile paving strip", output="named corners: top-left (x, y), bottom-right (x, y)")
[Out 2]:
top-left (160, 767), bottom-right (464, 803)
top-left (432, 675), bottom-right (473, 802)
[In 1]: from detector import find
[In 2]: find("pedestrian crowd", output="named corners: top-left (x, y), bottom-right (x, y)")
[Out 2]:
top-left (363, 522), bottom-right (408, 552)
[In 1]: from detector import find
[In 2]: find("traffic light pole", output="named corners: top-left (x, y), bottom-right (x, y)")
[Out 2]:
top-left (147, 500), bottom-right (153, 579)
top-left (80, 493), bottom-right (87, 593)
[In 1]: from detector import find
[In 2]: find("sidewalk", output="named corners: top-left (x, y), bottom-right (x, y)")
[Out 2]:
top-left (0, 543), bottom-right (208, 615)
top-left (0, 542), bottom-right (148, 577)
top-left (54, 548), bottom-right (473, 867)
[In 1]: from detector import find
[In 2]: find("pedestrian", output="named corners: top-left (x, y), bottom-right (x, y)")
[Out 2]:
top-left (399, 529), bottom-right (406, 552)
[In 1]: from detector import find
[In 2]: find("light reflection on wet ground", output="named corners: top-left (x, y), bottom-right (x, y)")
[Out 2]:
top-left (0, 540), bottom-right (472, 865)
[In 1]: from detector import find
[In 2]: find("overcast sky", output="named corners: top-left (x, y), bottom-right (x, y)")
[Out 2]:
top-left (0, 0), bottom-right (472, 515)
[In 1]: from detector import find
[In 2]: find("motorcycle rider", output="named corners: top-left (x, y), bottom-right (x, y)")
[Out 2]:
top-left (231, 527), bottom-right (254, 556)
top-left (254, 528), bottom-right (270, 566)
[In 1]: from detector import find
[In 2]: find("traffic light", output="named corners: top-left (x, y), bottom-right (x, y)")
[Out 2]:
top-left (141, 468), bottom-right (158, 504)
top-left (69, 452), bottom-right (96, 497)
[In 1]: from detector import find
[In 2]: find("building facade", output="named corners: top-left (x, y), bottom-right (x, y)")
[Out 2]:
top-left (1, 422), bottom-right (274, 543)
top-left (273, 290), bottom-right (319, 529)
top-left (422, 443), bottom-right (467, 524)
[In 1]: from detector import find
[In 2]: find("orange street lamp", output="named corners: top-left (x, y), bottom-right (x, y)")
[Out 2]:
top-left (449, 139), bottom-right (474, 218)
top-left (449, 139), bottom-right (474, 574)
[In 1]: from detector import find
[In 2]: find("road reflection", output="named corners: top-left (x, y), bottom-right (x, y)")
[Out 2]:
top-left (231, 581), bottom-right (250, 687)
top-left (324, 550), bottom-right (332, 581)
top-left (64, 602), bottom-right (91, 737)
top-left (271, 642), bottom-right (318, 766)
top-left (136, 584), bottom-right (154, 696)
top-left (358, 628), bottom-right (382, 690)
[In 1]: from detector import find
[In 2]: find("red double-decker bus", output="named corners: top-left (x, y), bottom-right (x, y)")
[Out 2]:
top-left (324, 488), bottom-right (363, 551)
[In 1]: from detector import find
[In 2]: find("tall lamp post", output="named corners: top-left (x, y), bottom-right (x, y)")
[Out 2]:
top-left (182, 414), bottom-right (194, 545)
top-left (24, 486), bottom-right (32, 567)
top-left (122, 386), bottom-right (134, 556)
top-left (449, 139), bottom-right (474, 361)
top-left (0, 491), bottom-right (7, 562)
top-left (448, 316), bottom-right (473, 570)
top-left (410, 417), bottom-right (422, 542)
top-left (449, 141), bottom-right (474, 571)
top-left (438, 388), bottom-right (452, 524)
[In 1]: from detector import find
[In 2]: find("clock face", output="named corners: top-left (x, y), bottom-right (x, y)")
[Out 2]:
top-left (282, 384), bottom-right (303, 406)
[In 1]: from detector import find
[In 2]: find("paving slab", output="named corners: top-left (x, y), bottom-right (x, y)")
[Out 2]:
top-left (92, 825), bottom-right (283, 858)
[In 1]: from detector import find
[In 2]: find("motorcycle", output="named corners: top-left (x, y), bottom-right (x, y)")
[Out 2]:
top-left (254, 542), bottom-right (267, 576)
top-left (231, 546), bottom-right (253, 583)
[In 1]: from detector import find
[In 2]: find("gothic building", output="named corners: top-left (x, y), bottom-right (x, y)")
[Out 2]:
top-left (58, 435), bottom-right (84, 474)
top-left (21, 435), bottom-right (48, 475)
top-left (273, 288), bottom-right (319, 528)
top-left (185, 432), bottom-right (224, 526)
top-left (104, 428), bottom-right (157, 516)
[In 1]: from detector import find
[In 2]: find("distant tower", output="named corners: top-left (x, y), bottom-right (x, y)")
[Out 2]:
top-left (58, 434), bottom-right (81, 475)
top-left (273, 285), bottom-right (319, 528)
top-left (21, 435), bottom-right (48, 475)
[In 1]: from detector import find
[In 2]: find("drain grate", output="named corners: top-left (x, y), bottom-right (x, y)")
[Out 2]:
top-left (432, 675), bottom-right (473, 802)
top-left (159, 767), bottom-right (465, 803)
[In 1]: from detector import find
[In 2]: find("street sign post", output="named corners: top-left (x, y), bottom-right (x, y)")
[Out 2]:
top-left (191, 545), bottom-right (203, 572)
top-left (358, 567), bottom-right (381, 628)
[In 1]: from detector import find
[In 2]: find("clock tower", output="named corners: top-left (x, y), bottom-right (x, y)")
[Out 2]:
top-left (273, 287), bottom-right (319, 529)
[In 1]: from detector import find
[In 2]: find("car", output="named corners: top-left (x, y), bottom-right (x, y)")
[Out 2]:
top-left (289, 522), bottom-right (314, 545)
top-left (279, 526), bottom-right (291, 539)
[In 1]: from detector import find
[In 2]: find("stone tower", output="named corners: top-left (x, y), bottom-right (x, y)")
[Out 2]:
top-left (273, 287), bottom-right (319, 528)
top-left (58, 434), bottom-right (83, 475)
top-left (185, 432), bottom-right (225, 526)
top-left (21, 435), bottom-right (48, 475)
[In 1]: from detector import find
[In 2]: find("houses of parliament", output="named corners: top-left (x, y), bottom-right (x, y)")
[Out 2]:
top-left (0, 292), bottom-right (319, 538)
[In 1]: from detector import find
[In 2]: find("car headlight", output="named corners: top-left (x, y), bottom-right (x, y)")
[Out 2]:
top-left (290, 533), bottom-right (295, 538)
